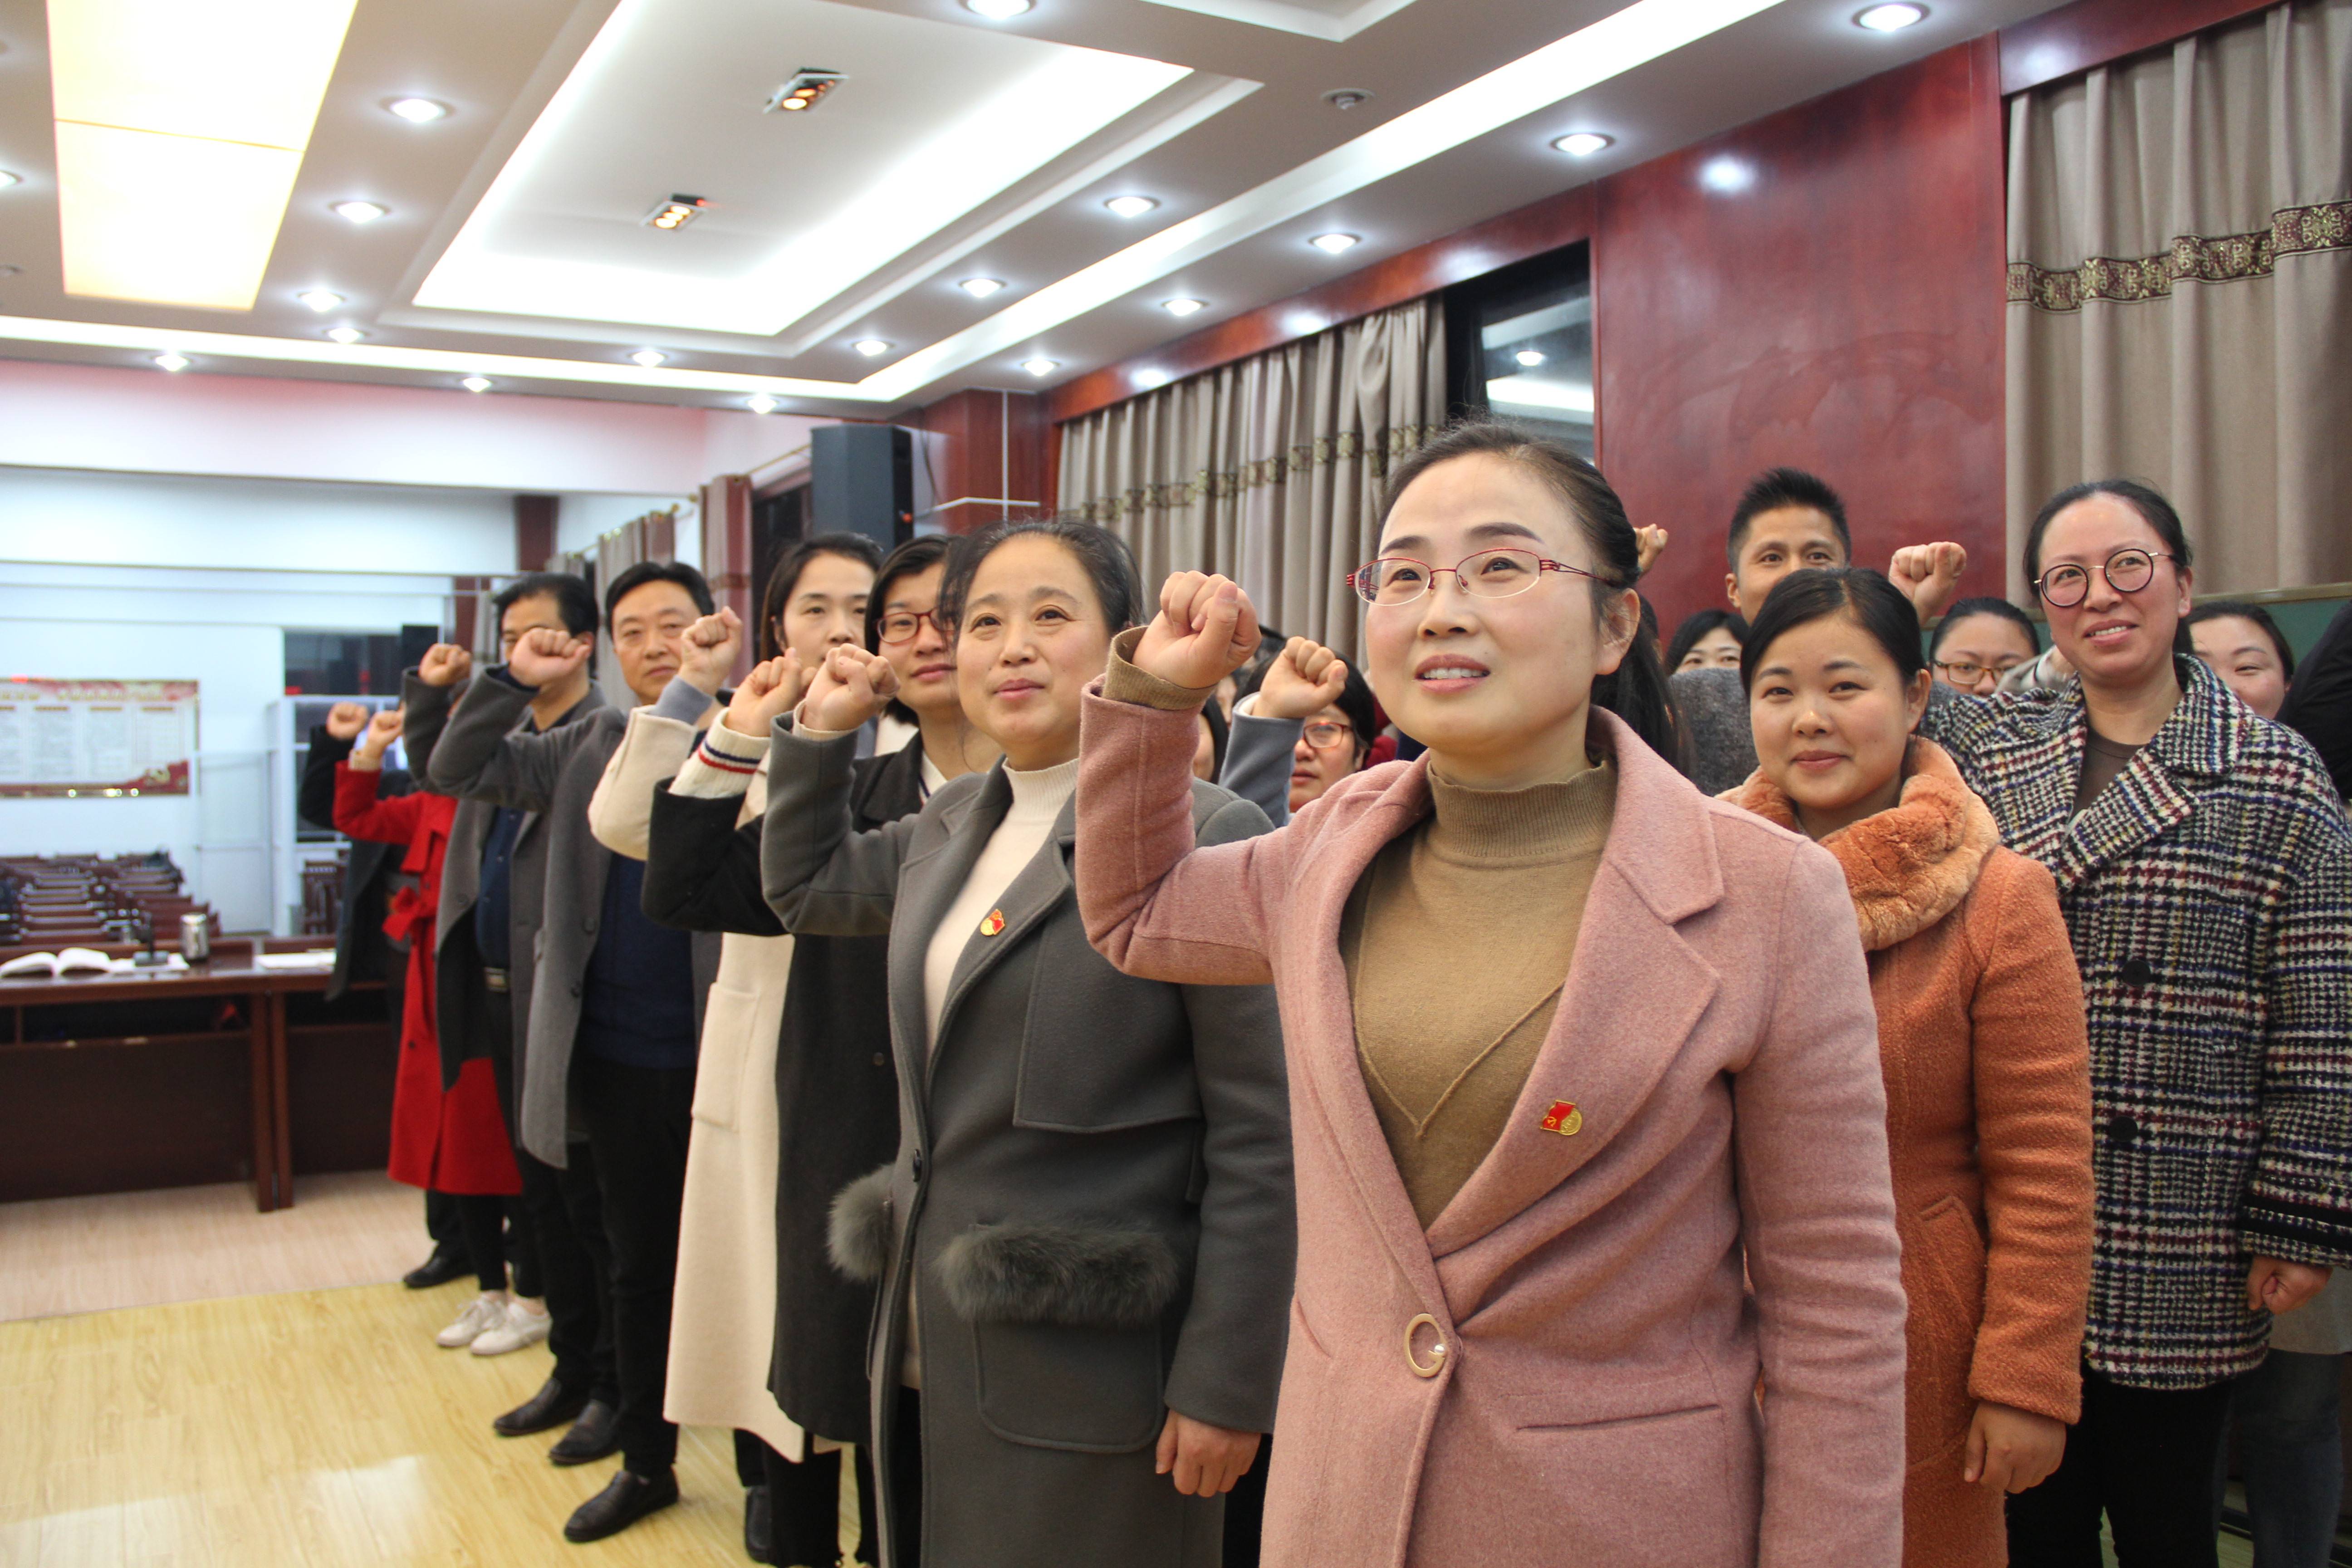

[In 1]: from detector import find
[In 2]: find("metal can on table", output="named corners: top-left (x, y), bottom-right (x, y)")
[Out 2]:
top-left (179, 912), bottom-right (211, 963)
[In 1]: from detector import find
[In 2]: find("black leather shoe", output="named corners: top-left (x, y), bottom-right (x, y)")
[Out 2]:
top-left (564, 1469), bottom-right (679, 1544)
top-left (743, 1484), bottom-right (773, 1563)
top-left (401, 1245), bottom-right (472, 1289)
top-left (548, 1399), bottom-right (621, 1466)
top-left (494, 1378), bottom-right (588, 1438)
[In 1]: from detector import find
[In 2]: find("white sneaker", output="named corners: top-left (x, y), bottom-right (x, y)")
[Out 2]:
top-left (435, 1291), bottom-right (509, 1349)
top-left (470, 1296), bottom-right (552, 1357)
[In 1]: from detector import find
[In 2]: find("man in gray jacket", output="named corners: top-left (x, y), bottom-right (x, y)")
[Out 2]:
top-left (426, 560), bottom-right (722, 1547)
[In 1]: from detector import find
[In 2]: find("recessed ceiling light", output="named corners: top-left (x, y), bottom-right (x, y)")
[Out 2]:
top-left (461, 375), bottom-right (492, 393)
top-left (644, 195), bottom-right (707, 231)
top-left (1163, 298), bottom-right (1205, 317)
top-left (1700, 157), bottom-right (1756, 193)
top-left (1134, 369), bottom-right (1170, 390)
top-left (1309, 232), bottom-right (1359, 255)
top-left (746, 394), bottom-right (778, 414)
top-left (332, 201), bottom-right (387, 224)
top-left (325, 326), bottom-right (365, 344)
top-left (386, 98), bottom-right (447, 122)
top-left (964, 0), bottom-right (1034, 17)
top-left (764, 71), bottom-right (845, 114)
top-left (0, 171), bottom-right (18, 189)
top-left (1104, 195), bottom-right (1158, 219)
top-left (296, 289), bottom-right (342, 312)
top-left (1855, 3), bottom-right (1926, 29)
top-left (1552, 132), bottom-right (1613, 157)
top-left (852, 338), bottom-right (891, 357)
top-left (152, 352), bottom-right (189, 372)
top-left (1020, 357), bottom-right (1057, 377)
top-left (629, 348), bottom-right (667, 367)
top-left (1515, 349), bottom-right (1545, 366)
top-left (959, 277), bottom-right (1005, 298)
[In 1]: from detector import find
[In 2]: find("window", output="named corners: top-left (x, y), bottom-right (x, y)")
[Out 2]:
top-left (1444, 241), bottom-right (1594, 457)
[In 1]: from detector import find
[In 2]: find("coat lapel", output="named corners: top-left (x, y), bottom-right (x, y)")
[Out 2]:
top-left (887, 769), bottom-right (1004, 1072)
top-left (1423, 717), bottom-right (1725, 1258)
top-left (2053, 658), bottom-right (2235, 893)
top-left (927, 804), bottom-right (1074, 1083)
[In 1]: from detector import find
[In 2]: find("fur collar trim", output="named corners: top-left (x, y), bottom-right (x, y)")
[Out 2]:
top-left (1722, 738), bottom-right (2000, 951)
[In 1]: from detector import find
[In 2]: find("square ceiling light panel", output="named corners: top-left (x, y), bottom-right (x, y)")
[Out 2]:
top-left (414, 0), bottom-right (1191, 337)
top-left (48, 0), bottom-right (359, 309)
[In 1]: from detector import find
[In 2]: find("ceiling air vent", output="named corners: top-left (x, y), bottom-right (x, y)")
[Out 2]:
top-left (764, 69), bottom-right (845, 113)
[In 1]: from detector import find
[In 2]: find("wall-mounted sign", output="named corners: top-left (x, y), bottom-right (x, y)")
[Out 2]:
top-left (0, 679), bottom-right (199, 797)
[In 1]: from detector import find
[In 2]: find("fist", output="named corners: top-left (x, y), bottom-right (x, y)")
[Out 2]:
top-left (1254, 637), bottom-right (1350, 721)
top-left (417, 643), bottom-right (474, 689)
top-left (350, 707), bottom-right (404, 770)
top-left (1132, 572), bottom-right (1262, 692)
top-left (509, 626), bottom-right (593, 687)
top-left (797, 644), bottom-right (899, 735)
top-left (680, 608), bottom-right (744, 695)
top-left (324, 701), bottom-right (369, 741)
top-left (722, 652), bottom-right (805, 738)
top-left (1889, 542), bottom-right (1970, 622)
top-left (1634, 525), bottom-right (1669, 576)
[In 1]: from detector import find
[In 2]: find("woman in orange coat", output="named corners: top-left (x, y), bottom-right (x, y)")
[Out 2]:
top-left (1725, 567), bottom-right (2095, 1567)
top-left (335, 707), bottom-right (524, 1348)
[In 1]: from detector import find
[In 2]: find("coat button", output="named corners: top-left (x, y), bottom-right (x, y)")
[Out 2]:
top-left (2107, 1112), bottom-right (2140, 1148)
top-left (1403, 1313), bottom-right (1446, 1378)
top-left (2120, 957), bottom-right (2154, 987)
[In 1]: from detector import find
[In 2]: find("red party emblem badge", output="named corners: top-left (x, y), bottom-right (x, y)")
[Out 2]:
top-left (979, 909), bottom-right (1006, 937)
top-left (1540, 1100), bottom-right (1584, 1137)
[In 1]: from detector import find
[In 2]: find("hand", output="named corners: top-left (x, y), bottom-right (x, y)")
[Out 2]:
top-left (722, 652), bottom-right (806, 738)
top-left (324, 701), bottom-right (369, 741)
top-left (1155, 1411), bottom-right (1262, 1498)
top-left (2249, 1257), bottom-right (2331, 1316)
top-left (1254, 637), bottom-right (1350, 721)
top-left (1133, 572), bottom-right (1261, 691)
top-left (796, 644), bottom-right (898, 734)
top-left (351, 708), bottom-right (404, 771)
top-left (679, 607), bottom-right (744, 696)
top-left (1635, 525), bottom-right (1669, 576)
top-left (417, 643), bottom-right (474, 689)
top-left (508, 626), bottom-right (592, 688)
top-left (1962, 1400), bottom-right (2067, 1494)
top-left (1889, 542), bottom-right (1970, 623)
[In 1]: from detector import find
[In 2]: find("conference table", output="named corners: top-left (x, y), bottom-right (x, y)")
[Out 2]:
top-left (0, 940), bottom-right (396, 1212)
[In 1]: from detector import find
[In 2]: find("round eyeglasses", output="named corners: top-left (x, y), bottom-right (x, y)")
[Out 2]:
top-left (876, 608), bottom-right (943, 645)
top-left (2033, 548), bottom-right (2176, 609)
top-left (1346, 548), bottom-right (1604, 607)
top-left (1930, 658), bottom-right (2020, 689)
top-left (1300, 719), bottom-right (1355, 750)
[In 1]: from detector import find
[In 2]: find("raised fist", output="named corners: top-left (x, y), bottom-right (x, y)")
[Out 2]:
top-left (324, 701), bottom-right (369, 741)
top-left (1132, 572), bottom-right (1262, 692)
top-left (722, 652), bottom-right (805, 739)
top-left (679, 607), bottom-right (744, 696)
top-left (1254, 637), bottom-right (1350, 721)
top-left (796, 644), bottom-right (900, 735)
top-left (417, 643), bottom-right (474, 689)
top-left (1634, 525), bottom-right (1669, 576)
top-left (509, 626), bottom-right (593, 688)
top-left (1889, 542), bottom-right (1970, 624)
top-left (351, 707), bottom-right (404, 771)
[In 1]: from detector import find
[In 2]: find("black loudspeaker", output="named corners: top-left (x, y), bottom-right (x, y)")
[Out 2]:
top-left (810, 425), bottom-right (914, 550)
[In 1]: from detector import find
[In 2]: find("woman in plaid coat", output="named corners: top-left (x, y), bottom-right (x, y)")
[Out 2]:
top-left (1904, 480), bottom-right (2352, 1566)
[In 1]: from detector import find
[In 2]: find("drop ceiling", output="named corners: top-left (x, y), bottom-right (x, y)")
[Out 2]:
top-left (0, 0), bottom-right (2069, 419)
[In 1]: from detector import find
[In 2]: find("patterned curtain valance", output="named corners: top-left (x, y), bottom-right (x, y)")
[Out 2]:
top-left (2008, 200), bottom-right (2352, 311)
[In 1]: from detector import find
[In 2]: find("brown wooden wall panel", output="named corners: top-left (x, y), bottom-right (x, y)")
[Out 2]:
top-left (700, 474), bottom-right (755, 679)
top-left (911, 387), bottom-right (1050, 534)
top-left (514, 494), bottom-right (557, 573)
top-left (2000, 0), bottom-right (2279, 96)
top-left (1592, 36), bottom-right (2009, 631)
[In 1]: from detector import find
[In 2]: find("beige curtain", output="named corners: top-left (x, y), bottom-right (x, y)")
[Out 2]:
top-left (2004, 0), bottom-right (2352, 599)
top-left (1056, 297), bottom-right (1446, 656)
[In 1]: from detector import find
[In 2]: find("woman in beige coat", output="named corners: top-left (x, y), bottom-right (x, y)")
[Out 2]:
top-left (587, 533), bottom-right (879, 1563)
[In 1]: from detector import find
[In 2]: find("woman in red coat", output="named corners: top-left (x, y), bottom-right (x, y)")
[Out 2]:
top-left (336, 707), bottom-right (525, 1348)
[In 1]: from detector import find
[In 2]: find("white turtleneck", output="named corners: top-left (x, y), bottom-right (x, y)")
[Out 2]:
top-left (921, 755), bottom-right (1078, 1054)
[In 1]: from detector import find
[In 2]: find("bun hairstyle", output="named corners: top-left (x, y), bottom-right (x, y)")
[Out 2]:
top-left (758, 531), bottom-right (885, 661)
top-left (937, 517), bottom-right (1142, 637)
top-left (1376, 419), bottom-right (1680, 764)
top-left (2023, 478), bottom-right (2194, 588)
top-left (1739, 568), bottom-right (1926, 695)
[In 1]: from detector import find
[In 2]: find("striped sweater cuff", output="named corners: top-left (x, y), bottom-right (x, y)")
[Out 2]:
top-left (671, 718), bottom-right (768, 799)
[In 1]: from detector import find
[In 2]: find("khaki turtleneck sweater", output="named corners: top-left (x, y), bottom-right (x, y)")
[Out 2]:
top-left (1344, 764), bottom-right (1617, 1228)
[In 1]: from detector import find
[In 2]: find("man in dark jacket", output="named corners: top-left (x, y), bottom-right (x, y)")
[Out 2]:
top-left (425, 560), bottom-right (723, 1547)
top-left (299, 702), bottom-right (465, 1287)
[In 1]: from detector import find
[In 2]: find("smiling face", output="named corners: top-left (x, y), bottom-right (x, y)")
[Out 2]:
top-left (1727, 506), bottom-right (1847, 623)
top-left (1932, 611), bottom-right (2038, 695)
top-left (1364, 452), bottom-right (1634, 788)
top-left (776, 551), bottom-right (874, 671)
top-left (1287, 704), bottom-right (1364, 810)
top-left (2036, 494), bottom-right (2192, 694)
top-left (953, 534), bottom-right (1115, 771)
top-left (2190, 614), bottom-right (2288, 719)
top-left (1678, 625), bottom-right (1744, 671)
top-left (876, 563), bottom-right (959, 723)
top-left (1749, 608), bottom-right (1932, 840)
top-left (610, 578), bottom-right (702, 705)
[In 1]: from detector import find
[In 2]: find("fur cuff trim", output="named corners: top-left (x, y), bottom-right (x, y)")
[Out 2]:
top-left (827, 1165), bottom-right (895, 1282)
top-left (936, 1221), bottom-right (1181, 1329)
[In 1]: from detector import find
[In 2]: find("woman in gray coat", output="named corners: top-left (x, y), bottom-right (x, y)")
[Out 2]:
top-left (755, 519), bottom-right (1294, 1568)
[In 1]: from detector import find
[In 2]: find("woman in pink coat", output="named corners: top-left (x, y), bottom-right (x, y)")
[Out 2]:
top-left (1074, 420), bottom-right (1909, 1568)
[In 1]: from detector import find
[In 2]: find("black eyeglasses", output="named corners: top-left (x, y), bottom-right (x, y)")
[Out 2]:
top-left (876, 608), bottom-right (943, 645)
top-left (2033, 549), bottom-right (2176, 608)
